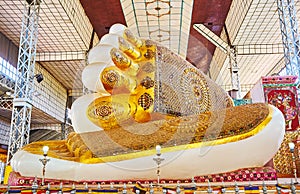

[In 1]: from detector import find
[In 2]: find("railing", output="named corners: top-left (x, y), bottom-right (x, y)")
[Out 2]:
top-left (1, 179), bottom-right (300, 193)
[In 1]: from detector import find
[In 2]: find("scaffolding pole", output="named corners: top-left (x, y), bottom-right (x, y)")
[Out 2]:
top-left (277, 0), bottom-right (300, 78)
top-left (7, 0), bottom-right (41, 162)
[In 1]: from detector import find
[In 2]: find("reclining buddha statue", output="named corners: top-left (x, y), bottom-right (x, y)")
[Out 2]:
top-left (10, 24), bottom-right (285, 182)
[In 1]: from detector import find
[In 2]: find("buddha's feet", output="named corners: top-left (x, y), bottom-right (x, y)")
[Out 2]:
top-left (11, 103), bottom-right (285, 181)
top-left (10, 24), bottom-right (285, 182)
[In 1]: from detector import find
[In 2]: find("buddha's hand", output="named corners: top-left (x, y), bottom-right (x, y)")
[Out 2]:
top-left (81, 24), bottom-right (231, 131)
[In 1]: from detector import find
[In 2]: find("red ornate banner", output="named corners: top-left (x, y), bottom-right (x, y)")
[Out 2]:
top-left (262, 76), bottom-right (299, 131)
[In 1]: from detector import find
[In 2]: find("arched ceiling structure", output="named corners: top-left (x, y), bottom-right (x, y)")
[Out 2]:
top-left (80, 0), bottom-right (232, 73)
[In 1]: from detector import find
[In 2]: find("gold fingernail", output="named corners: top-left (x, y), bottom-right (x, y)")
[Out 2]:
top-left (124, 29), bottom-right (143, 48)
top-left (118, 37), bottom-right (141, 59)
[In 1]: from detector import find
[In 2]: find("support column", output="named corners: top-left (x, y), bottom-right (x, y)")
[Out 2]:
top-left (277, 0), bottom-right (300, 78)
top-left (61, 91), bottom-right (70, 140)
top-left (228, 46), bottom-right (241, 99)
top-left (7, 0), bottom-right (41, 162)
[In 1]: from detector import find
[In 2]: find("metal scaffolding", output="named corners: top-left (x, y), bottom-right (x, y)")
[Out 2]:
top-left (0, 98), bottom-right (13, 111)
top-left (277, 0), bottom-right (300, 78)
top-left (7, 0), bottom-right (41, 162)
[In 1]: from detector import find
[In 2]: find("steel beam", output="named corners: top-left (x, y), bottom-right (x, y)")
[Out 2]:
top-left (35, 51), bottom-right (86, 61)
top-left (277, 0), bottom-right (300, 78)
top-left (0, 98), bottom-right (13, 111)
top-left (0, 73), bottom-right (15, 92)
top-left (236, 44), bottom-right (283, 55)
top-left (7, 0), bottom-right (41, 162)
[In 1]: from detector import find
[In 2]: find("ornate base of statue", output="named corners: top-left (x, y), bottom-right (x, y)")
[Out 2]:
top-left (8, 166), bottom-right (277, 186)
